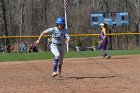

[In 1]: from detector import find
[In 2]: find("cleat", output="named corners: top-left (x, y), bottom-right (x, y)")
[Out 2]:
top-left (58, 75), bottom-right (62, 78)
top-left (58, 74), bottom-right (62, 78)
top-left (57, 70), bottom-right (62, 78)
top-left (106, 56), bottom-right (111, 59)
top-left (52, 72), bottom-right (58, 77)
top-left (103, 54), bottom-right (107, 58)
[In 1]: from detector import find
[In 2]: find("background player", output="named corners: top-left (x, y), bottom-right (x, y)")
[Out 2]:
top-left (35, 17), bottom-right (70, 77)
top-left (98, 22), bottom-right (111, 59)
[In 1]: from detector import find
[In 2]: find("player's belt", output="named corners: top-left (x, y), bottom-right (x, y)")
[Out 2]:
top-left (52, 42), bottom-right (62, 46)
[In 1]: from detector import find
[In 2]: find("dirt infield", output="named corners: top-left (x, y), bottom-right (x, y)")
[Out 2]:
top-left (0, 55), bottom-right (140, 93)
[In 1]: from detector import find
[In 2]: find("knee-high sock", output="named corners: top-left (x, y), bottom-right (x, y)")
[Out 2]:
top-left (101, 50), bottom-right (106, 56)
top-left (58, 64), bottom-right (62, 73)
top-left (53, 59), bottom-right (59, 72)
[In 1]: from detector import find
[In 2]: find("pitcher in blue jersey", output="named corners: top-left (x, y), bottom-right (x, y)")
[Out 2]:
top-left (35, 17), bottom-right (70, 77)
top-left (98, 23), bottom-right (111, 59)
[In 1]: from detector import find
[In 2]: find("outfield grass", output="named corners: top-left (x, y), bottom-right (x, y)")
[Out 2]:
top-left (0, 49), bottom-right (140, 62)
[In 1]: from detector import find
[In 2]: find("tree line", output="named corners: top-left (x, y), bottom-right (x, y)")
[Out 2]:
top-left (0, 0), bottom-right (140, 51)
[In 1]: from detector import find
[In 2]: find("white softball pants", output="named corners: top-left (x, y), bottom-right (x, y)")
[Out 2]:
top-left (50, 43), bottom-right (65, 65)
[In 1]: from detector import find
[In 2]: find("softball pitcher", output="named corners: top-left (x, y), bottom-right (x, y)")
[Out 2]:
top-left (98, 22), bottom-right (111, 59)
top-left (35, 17), bottom-right (70, 77)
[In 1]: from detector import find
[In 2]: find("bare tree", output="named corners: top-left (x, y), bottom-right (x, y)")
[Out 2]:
top-left (0, 0), bottom-right (9, 49)
top-left (0, 0), bottom-right (139, 51)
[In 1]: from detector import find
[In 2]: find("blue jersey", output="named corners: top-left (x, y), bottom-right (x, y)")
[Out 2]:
top-left (43, 27), bottom-right (70, 44)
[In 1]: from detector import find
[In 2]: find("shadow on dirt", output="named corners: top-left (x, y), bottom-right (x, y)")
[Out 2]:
top-left (112, 57), bottom-right (128, 60)
top-left (66, 75), bottom-right (116, 80)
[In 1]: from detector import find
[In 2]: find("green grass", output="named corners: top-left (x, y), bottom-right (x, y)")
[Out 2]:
top-left (0, 49), bottom-right (140, 62)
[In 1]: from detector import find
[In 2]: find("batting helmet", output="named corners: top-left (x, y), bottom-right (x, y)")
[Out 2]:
top-left (56, 17), bottom-right (65, 25)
